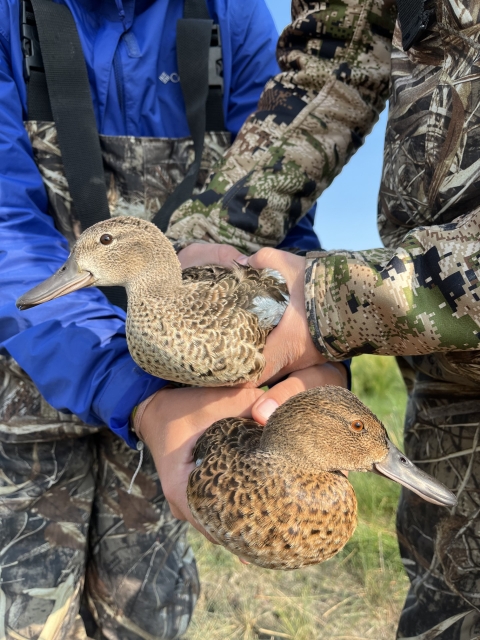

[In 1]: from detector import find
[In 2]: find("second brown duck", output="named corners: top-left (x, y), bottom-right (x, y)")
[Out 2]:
top-left (187, 386), bottom-right (457, 570)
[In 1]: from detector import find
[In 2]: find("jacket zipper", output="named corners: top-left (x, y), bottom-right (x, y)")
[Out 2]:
top-left (113, 44), bottom-right (127, 134)
top-left (113, 0), bottom-right (128, 133)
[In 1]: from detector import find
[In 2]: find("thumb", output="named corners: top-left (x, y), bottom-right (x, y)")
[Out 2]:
top-left (240, 247), bottom-right (283, 270)
top-left (252, 363), bottom-right (349, 425)
top-left (252, 376), bottom-right (307, 425)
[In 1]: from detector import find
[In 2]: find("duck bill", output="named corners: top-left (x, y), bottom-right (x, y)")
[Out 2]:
top-left (16, 255), bottom-right (95, 310)
top-left (374, 441), bottom-right (457, 507)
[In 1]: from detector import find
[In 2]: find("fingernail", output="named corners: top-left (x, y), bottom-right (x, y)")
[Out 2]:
top-left (236, 255), bottom-right (249, 265)
top-left (256, 399), bottom-right (279, 422)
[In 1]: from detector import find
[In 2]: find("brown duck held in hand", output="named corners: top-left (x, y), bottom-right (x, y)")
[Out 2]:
top-left (16, 217), bottom-right (288, 386)
top-left (187, 386), bottom-right (457, 570)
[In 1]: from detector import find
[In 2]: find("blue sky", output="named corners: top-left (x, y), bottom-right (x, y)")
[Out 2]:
top-left (264, 0), bottom-right (387, 251)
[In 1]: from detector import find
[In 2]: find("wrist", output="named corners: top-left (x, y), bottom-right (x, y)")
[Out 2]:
top-left (132, 387), bottom-right (170, 442)
top-left (328, 361), bottom-right (349, 388)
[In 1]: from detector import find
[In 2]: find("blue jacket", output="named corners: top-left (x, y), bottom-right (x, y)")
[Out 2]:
top-left (0, 0), bottom-right (321, 448)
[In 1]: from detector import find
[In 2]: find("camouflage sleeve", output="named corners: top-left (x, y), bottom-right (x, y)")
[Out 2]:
top-left (305, 209), bottom-right (480, 359)
top-left (166, 0), bottom-right (397, 252)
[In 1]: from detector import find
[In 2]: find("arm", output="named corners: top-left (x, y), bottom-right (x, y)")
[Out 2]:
top-left (306, 209), bottom-right (480, 359)
top-left (166, 0), bottom-right (396, 251)
top-left (225, 208), bottom-right (480, 386)
top-left (0, 23), bottom-right (165, 448)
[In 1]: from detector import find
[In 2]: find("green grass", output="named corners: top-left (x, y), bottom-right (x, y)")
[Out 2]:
top-left (185, 355), bottom-right (410, 639)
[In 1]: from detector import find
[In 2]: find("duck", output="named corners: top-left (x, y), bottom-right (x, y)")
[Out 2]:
top-left (187, 386), bottom-right (457, 570)
top-left (16, 216), bottom-right (288, 386)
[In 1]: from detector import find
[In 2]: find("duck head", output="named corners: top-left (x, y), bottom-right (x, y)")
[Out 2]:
top-left (260, 386), bottom-right (456, 508)
top-left (17, 217), bottom-right (181, 310)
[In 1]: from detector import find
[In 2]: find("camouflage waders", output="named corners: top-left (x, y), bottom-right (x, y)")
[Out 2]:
top-left (396, 364), bottom-right (480, 639)
top-left (0, 123), bottom-right (231, 639)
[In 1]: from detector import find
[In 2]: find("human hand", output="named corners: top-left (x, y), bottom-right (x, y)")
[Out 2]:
top-left (233, 248), bottom-right (326, 385)
top-left (177, 242), bottom-right (243, 269)
top-left (252, 361), bottom-right (348, 425)
top-left (138, 386), bottom-right (263, 539)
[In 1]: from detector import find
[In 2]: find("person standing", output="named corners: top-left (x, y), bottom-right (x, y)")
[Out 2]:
top-left (155, 1), bottom-right (480, 637)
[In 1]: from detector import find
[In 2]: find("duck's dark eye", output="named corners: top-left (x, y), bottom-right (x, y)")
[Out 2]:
top-left (100, 234), bottom-right (113, 245)
top-left (350, 420), bottom-right (365, 433)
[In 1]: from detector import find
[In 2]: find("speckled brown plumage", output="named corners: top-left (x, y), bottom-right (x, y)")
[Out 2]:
top-left (187, 386), bottom-right (456, 570)
top-left (188, 417), bottom-right (357, 570)
top-left (17, 217), bottom-right (288, 386)
top-left (127, 258), bottom-right (288, 386)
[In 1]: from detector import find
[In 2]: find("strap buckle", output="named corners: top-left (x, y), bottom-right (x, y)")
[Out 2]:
top-left (21, 0), bottom-right (44, 80)
top-left (209, 24), bottom-right (223, 89)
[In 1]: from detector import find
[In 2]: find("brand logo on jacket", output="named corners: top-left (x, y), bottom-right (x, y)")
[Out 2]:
top-left (159, 72), bottom-right (180, 84)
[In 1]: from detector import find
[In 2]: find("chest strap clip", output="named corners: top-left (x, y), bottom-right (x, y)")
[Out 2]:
top-left (21, 1), bottom-right (43, 81)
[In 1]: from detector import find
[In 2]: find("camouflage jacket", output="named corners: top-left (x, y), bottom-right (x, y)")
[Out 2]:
top-left (166, 0), bottom-right (480, 384)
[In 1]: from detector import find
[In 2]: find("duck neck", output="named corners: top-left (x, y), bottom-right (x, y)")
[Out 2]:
top-left (259, 409), bottom-right (348, 475)
top-left (126, 238), bottom-right (183, 299)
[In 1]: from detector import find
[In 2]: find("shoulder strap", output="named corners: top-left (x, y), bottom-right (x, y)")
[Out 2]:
top-left (153, 0), bottom-right (224, 232)
top-left (26, 0), bottom-right (126, 308)
top-left (184, 0), bottom-right (225, 132)
top-left (21, 1), bottom-right (52, 120)
top-left (184, 0), bottom-right (209, 19)
top-left (27, 0), bottom-right (111, 230)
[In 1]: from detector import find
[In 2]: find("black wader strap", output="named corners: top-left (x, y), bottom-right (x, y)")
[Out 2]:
top-left (185, 0), bottom-right (224, 133)
top-left (27, 0), bottom-right (111, 229)
top-left (26, 0), bottom-right (127, 309)
top-left (152, 0), bottom-right (215, 232)
top-left (21, 2), bottom-right (52, 120)
top-left (397, 0), bottom-right (435, 51)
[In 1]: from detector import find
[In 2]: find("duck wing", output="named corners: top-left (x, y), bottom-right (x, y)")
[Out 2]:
top-left (191, 417), bottom-right (261, 467)
top-left (188, 418), bottom-right (263, 544)
top-left (188, 417), bottom-right (358, 570)
top-left (182, 265), bottom-right (233, 283)
top-left (183, 263), bottom-right (289, 329)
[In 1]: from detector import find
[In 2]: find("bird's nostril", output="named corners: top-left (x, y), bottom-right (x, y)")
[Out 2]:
top-left (400, 456), bottom-right (408, 465)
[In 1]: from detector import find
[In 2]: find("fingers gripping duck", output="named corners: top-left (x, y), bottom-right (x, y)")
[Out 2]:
top-left (16, 217), bottom-right (288, 386)
top-left (187, 387), bottom-right (457, 570)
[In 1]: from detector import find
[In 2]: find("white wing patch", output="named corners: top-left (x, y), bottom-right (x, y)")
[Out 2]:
top-left (251, 296), bottom-right (288, 328)
top-left (250, 269), bottom-right (289, 327)
top-left (263, 269), bottom-right (286, 284)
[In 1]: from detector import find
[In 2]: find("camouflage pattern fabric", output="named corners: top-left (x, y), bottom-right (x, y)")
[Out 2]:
top-left (0, 353), bottom-right (199, 640)
top-left (166, 0), bottom-right (397, 253)
top-left (379, 0), bottom-right (480, 249)
top-left (396, 372), bottom-right (480, 639)
top-left (304, 205), bottom-right (480, 362)
top-left (25, 122), bottom-right (231, 248)
top-left (0, 126), bottom-right (232, 638)
top-left (304, 0), bottom-right (480, 366)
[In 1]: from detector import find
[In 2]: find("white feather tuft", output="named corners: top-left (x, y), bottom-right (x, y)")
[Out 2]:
top-left (263, 268), bottom-right (286, 285)
top-left (250, 296), bottom-right (288, 328)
